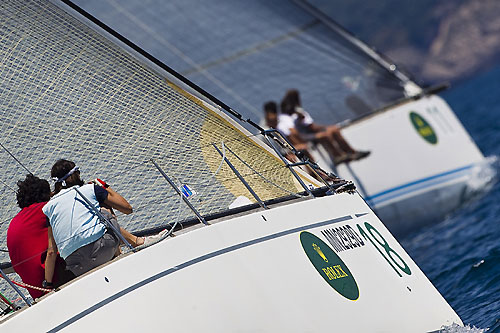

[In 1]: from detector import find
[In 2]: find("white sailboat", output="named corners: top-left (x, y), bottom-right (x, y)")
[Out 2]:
top-left (68, 0), bottom-right (497, 237)
top-left (0, 0), bottom-right (462, 331)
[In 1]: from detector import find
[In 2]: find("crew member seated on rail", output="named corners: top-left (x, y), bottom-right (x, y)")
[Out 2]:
top-left (263, 101), bottom-right (339, 182)
top-left (263, 101), bottom-right (315, 162)
top-left (43, 159), bottom-right (165, 286)
top-left (280, 89), bottom-right (370, 165)
top-left (7, 174), bottom-right (75, 298)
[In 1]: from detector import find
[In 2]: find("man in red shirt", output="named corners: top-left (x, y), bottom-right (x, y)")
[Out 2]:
top-left (7, 174), bottom-right (73, 299)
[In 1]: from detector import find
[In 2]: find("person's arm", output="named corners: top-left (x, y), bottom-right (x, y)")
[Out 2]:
top-left (307, 122), bottom-right (326, 133)
top-left (288, 128), bottom-right (308, 146)
top-left (44, 227), bottom-right (58, 286)
top-left (103, 186), bottom-right (133, 215)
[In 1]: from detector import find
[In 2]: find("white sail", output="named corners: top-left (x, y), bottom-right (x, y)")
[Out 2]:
top-left (0, 0), bottom-right (319, 300)
top-left (0, 0), bottom-right (315, 241)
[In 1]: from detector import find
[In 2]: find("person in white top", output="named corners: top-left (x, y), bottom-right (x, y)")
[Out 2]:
top-left (263, 101), bottom-right (338, 182)
top-left (280, 89), bottom-right (370, 165)
top-left (263, 101), bottom-right (310, 156)
top-left (43, 159), bottom-right (167, 286)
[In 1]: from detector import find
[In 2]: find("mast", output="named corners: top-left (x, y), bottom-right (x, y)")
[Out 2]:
top-left (291, 0), bottom-right (423, 96)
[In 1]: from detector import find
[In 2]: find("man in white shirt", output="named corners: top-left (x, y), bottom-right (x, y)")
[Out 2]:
top-left (280, 89), bottom-right (370, 165)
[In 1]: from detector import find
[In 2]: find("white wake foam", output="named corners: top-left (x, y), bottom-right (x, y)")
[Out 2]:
top-left (440, 323), bottom-right (489, 332)
top-left (464, 155), bottom-right (498, 196)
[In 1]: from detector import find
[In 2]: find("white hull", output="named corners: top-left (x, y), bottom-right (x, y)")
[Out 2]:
top-left (314, 95), bottom-right (492, 236)
top-left (1, 193), bottom-right (461, 332)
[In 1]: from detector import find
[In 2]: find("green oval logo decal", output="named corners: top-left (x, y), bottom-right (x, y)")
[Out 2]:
top-left (300, 231), bottom-right (359, 300)
top-left (409, 112), bottom-right (437, 144)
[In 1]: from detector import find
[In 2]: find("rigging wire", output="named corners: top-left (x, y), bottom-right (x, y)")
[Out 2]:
top-left (213, 140), bottom-right (226, 177)
top-left (105, 0), bottom-right (262, 120)
top-left (291, 0), bottom-right (418, 86)
top-left (125, 184), bottom-right (186, 252)
top-left (87, 131), bottom-right (263, 184)
top-left (225, 145), bottom-right (308, 199)
top-left (0, 178), bottom-right (16, 193)
top-left (110, 0), bottom-right (401, 93)
top-left (0, 142), bottom-right (32, 176)
top-left (93, 0), bottom-right (409, 129)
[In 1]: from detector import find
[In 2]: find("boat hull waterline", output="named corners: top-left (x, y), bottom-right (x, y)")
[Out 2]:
top-left (330, 95), bottom-right (492, 236)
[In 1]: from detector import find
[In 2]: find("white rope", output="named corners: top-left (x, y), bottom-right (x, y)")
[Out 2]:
top-left (0, 275), bottom-right (52, 293)
top-left (213, 140), bottom-right (226, 177)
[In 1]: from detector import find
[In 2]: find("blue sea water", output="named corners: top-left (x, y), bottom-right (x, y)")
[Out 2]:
top-left (401, 65), bottom-right (500, 331)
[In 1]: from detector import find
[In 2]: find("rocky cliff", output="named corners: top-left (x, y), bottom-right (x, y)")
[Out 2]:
top-left (313, 0), bottom-right (500, 84)
top-left (420, 0), bottom-right (500, 82)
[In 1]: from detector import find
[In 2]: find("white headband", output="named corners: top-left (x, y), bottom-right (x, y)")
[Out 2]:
top-left (52, 166), bottom-right (79, 187)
